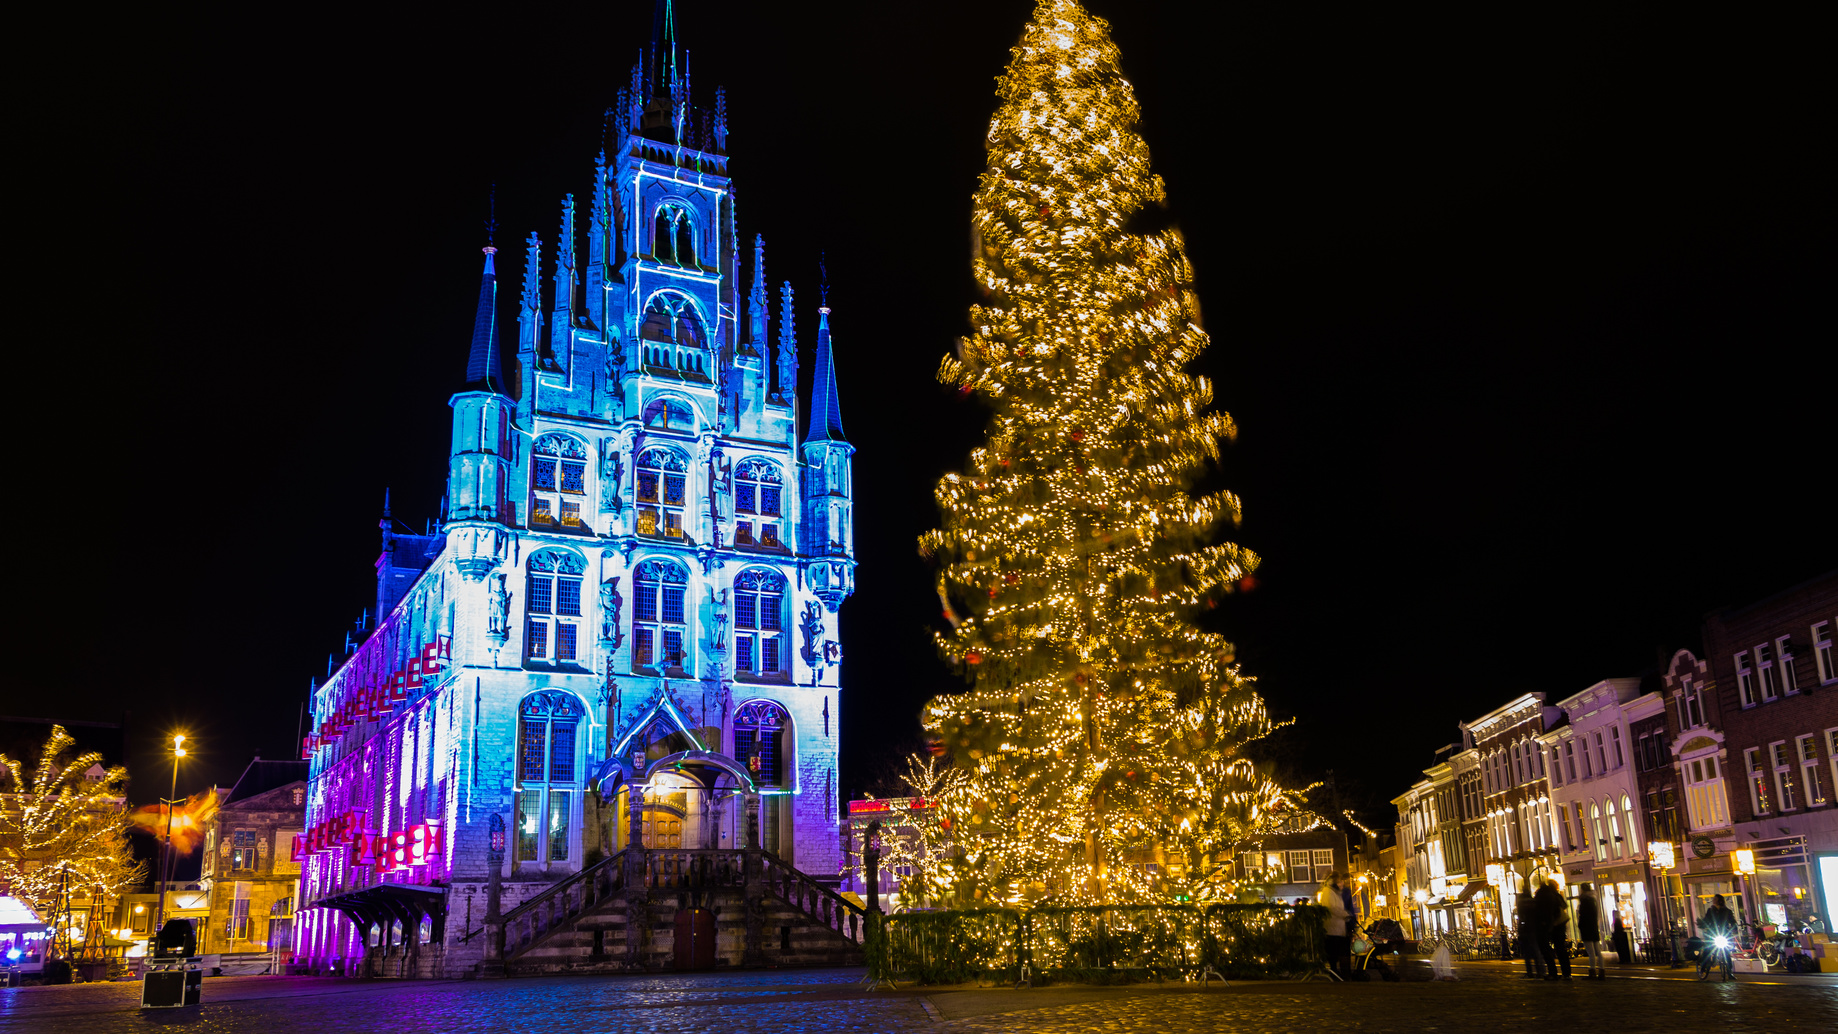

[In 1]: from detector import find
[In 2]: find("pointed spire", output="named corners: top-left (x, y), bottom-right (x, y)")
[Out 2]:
top-left (776, 280), bottom-right (798, 403)
top-left (805, 298), bottom-right (847, 443)
top-left (748, 235), bottom-right (768, 348)
top-left (463, 226), bottom-right (503, 391)
top-left (552, 194), bottom-right (576, 350)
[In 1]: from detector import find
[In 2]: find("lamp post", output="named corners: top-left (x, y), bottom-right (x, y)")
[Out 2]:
top-left (152, 736), bottom-right (187, 944)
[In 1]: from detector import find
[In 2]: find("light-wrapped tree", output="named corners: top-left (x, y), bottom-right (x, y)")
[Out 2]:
top-left (0, 725), bottom-right (145, 908)
top-left (921, 0), bottom-right (1303, 906)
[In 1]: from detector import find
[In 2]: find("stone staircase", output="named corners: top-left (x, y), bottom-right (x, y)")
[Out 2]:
top-left (492, 848), bottom-right (866, 976)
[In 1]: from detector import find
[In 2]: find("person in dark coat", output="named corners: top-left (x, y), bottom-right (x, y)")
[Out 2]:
top-left (1534, 878), bottom-right (1572, 980)
top-left (1577, 884), bottom-right (1605, 979)
top-left (1516, 888), bottom-right (1545, 977)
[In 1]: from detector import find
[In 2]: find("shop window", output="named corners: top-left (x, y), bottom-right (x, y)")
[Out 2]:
top-left (633, 558), bottom-right (689, 673)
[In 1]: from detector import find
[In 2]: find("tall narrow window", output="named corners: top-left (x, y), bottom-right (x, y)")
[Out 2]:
top-left (1747, 747), bottom-right (1771, 814)
top-left (1757, 643), bottom-right (1780, 701)
top-left (1595, 732), bottom-right (1609, 775)
top-left (1549, 746), bottom-right (1563, 787)
top-left (733, 458), bottom-right (785, 549)
top-left (525, 551), bottom-right (585, 663)
top-left (1772, 741), bottom-right (1797, 810)
top-left (1814, 622), bottom-right (1836, 683)
top-left (1683, 755), bottom-right (1730, 829)
top-left (1565, 741), bottom-right (1578, 782)
top-left (514, 691), bottom-right (582, 869)
top-left (1680, 677), bottom-right (1706, 728)
top-left (733, 699), bottom-right (790, 787)
top-left (1611, 727), bottom-right (1624, 768)
top-left (1606, 798), bottom-right (1623, 859)
top-left (636, 448), bottom-right (689, 538)
top-left (530, 435), bottom-right (588, 531)
top-left (1591, 802), bottom-right (1606, 861)
top-left (633, 559), bottom-right (689, 673)
top-left (1778, 637), bottom-right (1799, 694)
top-left (733, 568), bottom-right (786, 677)
top-left (1736, 650), bottom-right (1756, 706)
top-left (1621, 795), bottom-right (1639, 853)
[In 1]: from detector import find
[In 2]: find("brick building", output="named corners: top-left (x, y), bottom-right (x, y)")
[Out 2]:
top-left (1700, 571), bottom-right (1838, 930)
top-left (1462, 693), bottom-right (1563, 929)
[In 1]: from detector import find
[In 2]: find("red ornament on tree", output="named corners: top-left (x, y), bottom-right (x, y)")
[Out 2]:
top-left (965, 651), bottom-right (983, 665)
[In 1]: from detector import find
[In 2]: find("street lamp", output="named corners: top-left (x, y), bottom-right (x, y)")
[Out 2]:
top-left (153, 735), bottom-right (188, 944)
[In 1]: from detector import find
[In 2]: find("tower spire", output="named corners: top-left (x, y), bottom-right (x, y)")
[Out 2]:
top-left (463, 205), bottom-right (502, 392)
top-left (748, 234), bottom-right (768, 349)
top-left (775, 280), bottom-right (798, 404)
top-left (805, 292), bottom-right (847, 443)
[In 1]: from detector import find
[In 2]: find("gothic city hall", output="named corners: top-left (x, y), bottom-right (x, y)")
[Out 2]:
top-left (293, 17), bottom-right (860, 977)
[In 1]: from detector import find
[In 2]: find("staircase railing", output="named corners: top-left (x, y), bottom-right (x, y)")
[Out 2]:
top-left (645, 849), bottom-right (747, 891)
top-left (499, 849), bottom-right (628, 959)
top-left (761, 850), bottom-right (866, 944)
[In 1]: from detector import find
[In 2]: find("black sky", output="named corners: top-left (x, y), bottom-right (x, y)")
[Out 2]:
top-left (11, 2), bottom-right (1832, 826)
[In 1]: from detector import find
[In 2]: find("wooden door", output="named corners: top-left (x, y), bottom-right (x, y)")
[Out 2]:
top-left (673, 907), bottom-right (717, 971)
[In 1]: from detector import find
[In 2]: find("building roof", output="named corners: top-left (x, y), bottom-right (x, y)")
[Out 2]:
top-left (224, 758), bottom-right (309, 806)
top-left (803, 306), bottom-right (847, 444)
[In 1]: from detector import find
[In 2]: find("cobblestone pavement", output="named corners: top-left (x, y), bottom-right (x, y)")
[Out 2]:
top-left (4, 962), bottom-right (1835, 1033)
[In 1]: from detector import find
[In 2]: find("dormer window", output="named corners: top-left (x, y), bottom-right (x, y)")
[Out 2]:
top-left (636, 448), bottom-right (689, 538)
top-left (733, 458), bottom-right (784, 549)
top-left (531, 434), bottom-right (588, 530)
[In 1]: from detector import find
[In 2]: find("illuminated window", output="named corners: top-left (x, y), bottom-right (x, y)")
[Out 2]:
top-left (1772, 740), bottom-right (1797, 811)
top-left (633, 559), bottom-right (689, 673)
top-left (1682, 754), bottom-right (1729, 830)
top-left (530, 434), bottom-right (588, 530)
top-left (1591, 802), bottom-right (1606, 861)
top-left (515, 691), bottom-right (582, 870)
top-left (1606, 798), bottom-right (1622, 859)
top-left (733, 568), bottom-right (786, 678)
top-left (636, 448), bottom-right (689, 538)
top-left (230, 830), bottom-right (257, 872)
top-left (525, 550), bottom-right (584, 663)
top-left (1814, 622), bottom-right (1836, 684)
top-left (226, 882), bottom-right (252, 942)
top-left (733, 458), bottom-right (785, 549)
top-left (1746, 747), bottom-right (1770, 814)
top-left (734, 699), bottom-right (790, 787)
top-left (1621, 795), bottom-right (1639, 853)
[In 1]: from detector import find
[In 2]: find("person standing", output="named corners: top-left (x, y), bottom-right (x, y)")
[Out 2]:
top-left (1577, 884), bottom-right (1605, 979)
top-left (1516, 888), bottom-right (1545, 978)
top-left (1535, 878), bottom-right (1572, 980)
top-left (1317, 873), bottom-right (1352, 977)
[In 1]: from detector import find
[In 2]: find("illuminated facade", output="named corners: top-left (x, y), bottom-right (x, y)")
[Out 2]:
top-left (294, 12), bottom-right (854, 977)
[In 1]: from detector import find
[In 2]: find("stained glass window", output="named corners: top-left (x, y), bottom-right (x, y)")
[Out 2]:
top-left (734, 699), bottom-right (788, 785)
top-left (735, 459), bottom-right (784, 547)
top-left (638, 449), bottom-right (689, 538)
top-left (534, 458), bottom-right (557, 491)
top-left (560, 461), bottom-right (585, 494)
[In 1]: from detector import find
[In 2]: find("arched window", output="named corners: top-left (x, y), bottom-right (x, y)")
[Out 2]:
top-left (642, 396), bottom-right (696, 433)
top-left (637, 293), bottom-right (708, 375)
top-left (733, 569), bottom-right (786, 677)
top-left (530, 434), bottom-right (587, 529)
top-left (652, 203), bottom-right (695, 267)
top-left (515, 691), bottom-right (584, 870)
top-left (1606, 797), bottom-right (1622, 858)
top-left (633, 559), bottom-right (689, 673)
top-left (525, 551), bottom-right (585, 663)
top-left (1590, 802), bottom-right (1606, 861)
top-left (733, 458), bottom-right (784, 548)
top-left (734, 699), bottom-right (789, 787)
top-left (636, 448), bottom-right (689, 538)
top-left (1621, 794), bottom-right (1639, 853)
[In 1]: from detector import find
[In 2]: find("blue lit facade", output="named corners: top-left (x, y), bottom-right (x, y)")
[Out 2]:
top-left (295, 16), bottom-right (854, 976)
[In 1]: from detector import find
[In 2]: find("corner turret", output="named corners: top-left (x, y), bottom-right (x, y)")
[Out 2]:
top-left (445, 245), bottom-right (519, 547)
top-left (800, 301), bottom-right (855, 611)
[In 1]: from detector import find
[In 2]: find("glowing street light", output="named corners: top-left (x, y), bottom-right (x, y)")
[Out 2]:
top-left (154, 734), bottom-right (189, 941)
top-left (1734, 848), bottom-right (1756, 876)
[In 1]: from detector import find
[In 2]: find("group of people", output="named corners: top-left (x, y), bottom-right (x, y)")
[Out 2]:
top-left (1515, 880), bottom-right (1617, 980)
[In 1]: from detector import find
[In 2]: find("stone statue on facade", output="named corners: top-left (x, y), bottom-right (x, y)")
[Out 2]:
top-left (799, 599), bottom-right (825, 679)
top-left (600, 438), bottom-right (623, 514)
top-left (487, 573), bottom-right (511, 639)
top-left (712, 587), bottom-right (730, 650)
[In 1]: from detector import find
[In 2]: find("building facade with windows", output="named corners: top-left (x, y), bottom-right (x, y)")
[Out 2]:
top-left (1701, 571), bottom-right (1838, 932)
top-left (1540, 678), bottom-right (1654, 945)
top-left (198, 759), bottom-right (307, 959)
top-left (292, 17), bottom-right (855, 977)
top-left (1462, 693), bottom-right (1562, 930)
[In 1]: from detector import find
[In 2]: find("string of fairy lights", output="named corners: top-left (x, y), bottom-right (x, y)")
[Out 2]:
top-left (915, 1), bottom-right (1312, 909)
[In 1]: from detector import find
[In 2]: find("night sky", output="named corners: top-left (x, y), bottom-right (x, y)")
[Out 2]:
top-left (14, 2), bottom-right (1831, 828)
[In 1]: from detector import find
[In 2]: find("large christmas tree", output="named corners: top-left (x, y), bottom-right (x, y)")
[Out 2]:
top-left (922, 0), bottom-right (1301, 907)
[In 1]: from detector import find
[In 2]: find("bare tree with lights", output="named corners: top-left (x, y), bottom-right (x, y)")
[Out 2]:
top-left (921, 0), bottom-right (1306, 907)
top-left (0, 725), bottom-right (145, 910)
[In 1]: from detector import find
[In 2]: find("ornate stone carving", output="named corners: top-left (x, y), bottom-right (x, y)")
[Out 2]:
top-left (600, 577), bottom-right (624, 648)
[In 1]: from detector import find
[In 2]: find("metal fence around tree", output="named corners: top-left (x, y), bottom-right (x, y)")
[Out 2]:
top-left (872, 903), bottom-right (1329, 985)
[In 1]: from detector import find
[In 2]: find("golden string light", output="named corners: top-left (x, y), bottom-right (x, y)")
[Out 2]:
top-left (917, 0), bottom-right (1307, 909)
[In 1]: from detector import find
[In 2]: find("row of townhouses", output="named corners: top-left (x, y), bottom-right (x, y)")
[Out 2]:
top-left (1387, 570), bottom-right (1837, 955)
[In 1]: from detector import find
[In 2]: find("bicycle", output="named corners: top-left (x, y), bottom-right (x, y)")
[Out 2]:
top-left (1698, 932), bottom-right (1734, 982)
